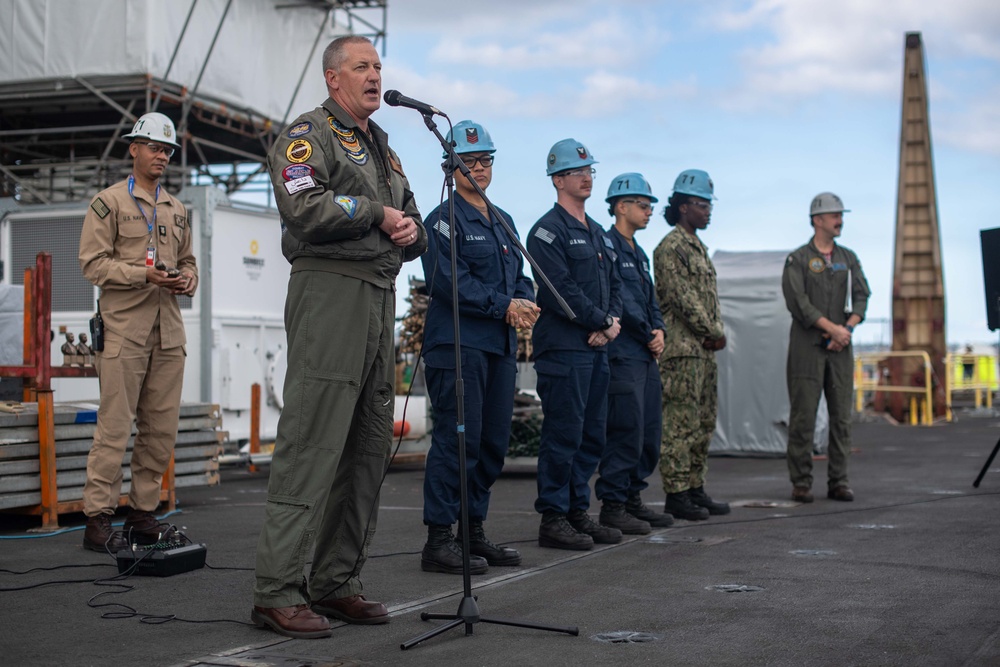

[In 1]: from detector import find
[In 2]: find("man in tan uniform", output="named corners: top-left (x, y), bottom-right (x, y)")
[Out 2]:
top-left (79, 112), bottom-right (197, 553)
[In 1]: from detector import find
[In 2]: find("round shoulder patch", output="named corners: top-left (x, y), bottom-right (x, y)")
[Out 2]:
top-left (808, 257), bottom-right (825, 273)
top-left (286, 139), bottom-right (313, 164)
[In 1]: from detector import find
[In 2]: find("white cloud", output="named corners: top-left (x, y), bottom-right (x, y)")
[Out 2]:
top-left (384, 62), bottom-right (684, 120)
top-left (714, 0), bottom-right (1000, 103)
top-left (936, 92), bottom-right (1000, 155)
top-left (428, 15), bottom-right (661, 71)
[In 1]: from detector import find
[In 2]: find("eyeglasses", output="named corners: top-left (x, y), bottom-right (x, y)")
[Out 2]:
top-left (460, 155), bottom-right (494, 168)
top-left (137, 141), bottom-right (175, 158)
top-left (688, 201), bottom-right (713, 212)
top-left (620, 199), bottom-right (653, 212)
top-left (558, 167), bottom-right (596, 178)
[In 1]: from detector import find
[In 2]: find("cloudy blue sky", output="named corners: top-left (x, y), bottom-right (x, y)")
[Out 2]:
top-left (287, 0), bottom-right (1000, 345)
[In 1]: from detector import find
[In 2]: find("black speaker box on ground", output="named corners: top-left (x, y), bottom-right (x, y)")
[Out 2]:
top-left (982, 228), bottom-right (1000, 331)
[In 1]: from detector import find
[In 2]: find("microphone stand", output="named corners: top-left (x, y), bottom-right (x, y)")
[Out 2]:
top-left (400, 112), bottom-right (578, 650)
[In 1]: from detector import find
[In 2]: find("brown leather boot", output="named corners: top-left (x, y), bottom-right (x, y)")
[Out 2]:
top-left (251, 604), bottom-right (332, 638)
top-left (83, 514), bottom-right (128, 553)
top-left (123, 509), bottom-right (167, 544)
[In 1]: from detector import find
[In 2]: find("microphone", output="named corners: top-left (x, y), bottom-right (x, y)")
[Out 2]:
top-left (383, 90), bottom-right (445, 117)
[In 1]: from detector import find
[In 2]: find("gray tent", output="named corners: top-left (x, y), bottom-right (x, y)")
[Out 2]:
top-left (709, 250), bottom-right (828, 456)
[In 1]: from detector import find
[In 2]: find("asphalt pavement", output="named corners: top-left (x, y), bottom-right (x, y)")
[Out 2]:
top-left (1, 416), bottom-right (998, 667)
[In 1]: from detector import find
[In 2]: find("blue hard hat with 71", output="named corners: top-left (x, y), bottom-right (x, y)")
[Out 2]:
top-left (606, 172), bottom-right (658, 203)
top-left (445, 120), bottom-right (496, 157)
top-left (546, 138), bottom-right (597, 176)
top-left (672, 169), bottom-right (716, 200)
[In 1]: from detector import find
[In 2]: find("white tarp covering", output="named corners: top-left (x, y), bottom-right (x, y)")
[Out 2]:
top-left (0, 0), bottom-right (342, 123)
top-left (0, 283), bottom-right (23, 365)
top-left (710, 250), bottom-right (828, 456)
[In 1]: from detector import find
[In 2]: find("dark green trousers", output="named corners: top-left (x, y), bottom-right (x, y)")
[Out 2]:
top-left (254, 270), bottom-right (394, 607)
top-left (786, 343), bottom-right (854, 490)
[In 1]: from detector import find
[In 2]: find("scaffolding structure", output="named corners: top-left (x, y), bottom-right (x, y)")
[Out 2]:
top-left (0, 0), bottom-right (387, 204)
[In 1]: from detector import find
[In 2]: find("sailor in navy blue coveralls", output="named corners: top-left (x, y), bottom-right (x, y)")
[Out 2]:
top-left (419, 120), bottom-right (538, 574)
top-left (528, 138), bottom-right (625, 550)
top-left (604, 236), bottom-right (675, 532)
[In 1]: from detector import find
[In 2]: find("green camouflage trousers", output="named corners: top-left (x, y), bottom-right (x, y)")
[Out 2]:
top-left (659, 356), bottom-right (717, 494)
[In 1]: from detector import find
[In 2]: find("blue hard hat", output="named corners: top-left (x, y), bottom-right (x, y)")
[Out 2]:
top-left (545, 138), bottom-right (597, 176)
top-left (673, 169), bottom-right (717, 200)
top-left (444, 120), bottom-right (496, 157)
top-left (605, 172), bottom-right (658, 204)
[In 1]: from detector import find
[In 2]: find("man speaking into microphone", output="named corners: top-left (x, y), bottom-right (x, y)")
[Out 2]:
top-left (252, 35), bottom-right (426, 639)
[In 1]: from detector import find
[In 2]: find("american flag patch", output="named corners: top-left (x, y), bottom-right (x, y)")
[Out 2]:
top-left (534, 227), bottom-right (556, 244)
top-left (434, 219), bottom-right (450, 237)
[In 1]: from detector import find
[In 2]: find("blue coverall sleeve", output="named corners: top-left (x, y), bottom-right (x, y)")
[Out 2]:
top-left (528, 224), bottom-right (605, 331)
top-left (424, 203), bottom-right (512, 320)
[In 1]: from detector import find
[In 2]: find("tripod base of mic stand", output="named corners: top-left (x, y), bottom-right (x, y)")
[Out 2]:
top-left (399, 594), bottom-right (579, 650)
top-left (973, 435), bottom-right (1000, 487)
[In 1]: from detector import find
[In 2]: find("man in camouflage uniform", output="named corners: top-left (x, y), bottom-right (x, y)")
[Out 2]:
top-left (653, 169), bottom-right (730, 521)
top-left (782, 192), bottom-right (869, 503)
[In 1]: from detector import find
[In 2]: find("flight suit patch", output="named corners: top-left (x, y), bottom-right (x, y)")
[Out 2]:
top-left (388, 153), bottom-right (406, 178)
top-left (328, 116), bottom-right (368, 165)
top-left (286, 139), bottom-right (313, 163)
top-left (91, 197), bottom-right (110, 219)
top-left (334, 195), bottom-right (357, 218)
top-left (809, 257), bottom-right (825, 273)
top-left (287, 122), bottom-right (312, 138)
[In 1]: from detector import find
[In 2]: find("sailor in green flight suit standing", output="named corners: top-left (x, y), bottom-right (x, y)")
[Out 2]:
top-left (782, 192), bottom-right (870, 504)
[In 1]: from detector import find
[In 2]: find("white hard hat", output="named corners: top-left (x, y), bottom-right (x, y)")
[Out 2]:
top-left (810, 192), bottom-right (850, 216)
top-left (123, 112), bottom-right (180, 148)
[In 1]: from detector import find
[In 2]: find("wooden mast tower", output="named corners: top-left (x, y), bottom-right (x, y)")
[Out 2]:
top-left (890, 32), bottom-right (947, 419)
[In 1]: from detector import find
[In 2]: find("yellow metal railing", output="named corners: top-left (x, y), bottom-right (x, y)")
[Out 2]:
top-left (854, 350), bottom-right (933, 426)
top-left (945, 353), bottom-right (998, 420)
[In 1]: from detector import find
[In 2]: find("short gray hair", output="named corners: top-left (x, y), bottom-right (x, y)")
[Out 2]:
top-left (322, 35), bottom-right (374, 73)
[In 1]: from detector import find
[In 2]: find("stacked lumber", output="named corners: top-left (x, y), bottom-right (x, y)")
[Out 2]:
top-left (0, 402), bottom-right (226, 511)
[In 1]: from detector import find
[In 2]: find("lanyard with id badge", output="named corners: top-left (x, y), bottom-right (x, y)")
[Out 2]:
top-left (128, 174), bottom-right (160, 268)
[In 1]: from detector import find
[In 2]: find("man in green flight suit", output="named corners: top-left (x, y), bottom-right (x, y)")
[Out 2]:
top-left (251, 35), bottom-right (427, 639)
top-left (782, 192), bottom-right (870, 504)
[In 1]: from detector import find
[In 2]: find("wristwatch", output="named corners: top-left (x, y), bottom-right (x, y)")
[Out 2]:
top-left (602, 314), bottom-right (614, 330)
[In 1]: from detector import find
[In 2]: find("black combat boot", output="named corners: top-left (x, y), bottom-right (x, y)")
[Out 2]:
top-left (626, 493), bottom-right (675, 528)
top-left (688, 486), bottom-right (731, 515)
top-left (462, 519), bottom-right (521, 566)
top-left (538, 512), bottom-right (594, 551)
top-left (664, 490), bottom-right (710, 521)
top-left (421, 524), bottom-right (488, 574)
top-left (567, 509), bottom-right (622, 544)
top-left (83, 514), bottom-right (128, 553)
top-left (599, 501), bottom-right (651, 535)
